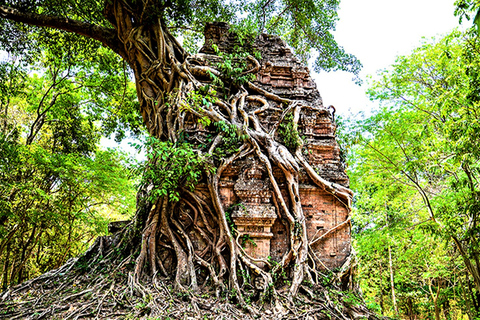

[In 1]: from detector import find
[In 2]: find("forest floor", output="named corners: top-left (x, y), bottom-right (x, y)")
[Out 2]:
top-left (0, 249), bottom-right (380, 319)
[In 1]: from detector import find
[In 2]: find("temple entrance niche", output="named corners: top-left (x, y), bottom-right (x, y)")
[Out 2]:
top-left (231, 158), bottom-right (276, 267)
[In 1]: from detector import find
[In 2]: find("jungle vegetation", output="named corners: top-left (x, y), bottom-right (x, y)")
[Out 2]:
top-left (1, 0), bottom-right (480, 319)
top-left (0, 43), bottom-right (138, 290)
top-left (344, 13), bottom-right (480, 319)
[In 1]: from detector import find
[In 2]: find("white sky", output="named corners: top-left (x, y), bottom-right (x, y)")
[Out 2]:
top-left (314, 0), bottom-right (465, 118)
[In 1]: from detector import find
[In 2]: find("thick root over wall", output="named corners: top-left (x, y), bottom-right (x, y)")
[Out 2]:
top-left (122, 40), bottom-right (355, 311)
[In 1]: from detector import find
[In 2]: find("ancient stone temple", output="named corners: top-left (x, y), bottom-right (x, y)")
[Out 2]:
top-left (193, 23), bottom-right (351, 270)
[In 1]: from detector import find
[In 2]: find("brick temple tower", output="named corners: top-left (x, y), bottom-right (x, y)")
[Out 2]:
top-left (196, 22), bottom-right (351, 270)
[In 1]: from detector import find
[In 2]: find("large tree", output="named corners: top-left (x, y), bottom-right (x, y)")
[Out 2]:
top-left (0, 0), bottom-right (360, 307)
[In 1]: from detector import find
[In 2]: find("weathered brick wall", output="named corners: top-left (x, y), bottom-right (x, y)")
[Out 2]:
top-left (200, 22), bottom-right (351, 270)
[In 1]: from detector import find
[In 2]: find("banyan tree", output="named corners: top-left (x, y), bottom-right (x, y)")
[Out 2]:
top-left (0, 0), bottom-right (362, 311)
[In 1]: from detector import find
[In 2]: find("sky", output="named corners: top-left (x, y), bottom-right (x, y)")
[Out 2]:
top-left (314, 0), bottom-right (465, 118)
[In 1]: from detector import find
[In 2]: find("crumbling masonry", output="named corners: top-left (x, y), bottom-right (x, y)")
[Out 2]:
top-left (185, 23), bottom-right (351, 271)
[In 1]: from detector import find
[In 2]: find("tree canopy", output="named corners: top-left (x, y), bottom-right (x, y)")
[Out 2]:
top-left (0, 46), bottom-right (137, 289)
top-left (0, 0), bottom-right (361, 76)
top-left (346, 30), bottom-right (480, 319)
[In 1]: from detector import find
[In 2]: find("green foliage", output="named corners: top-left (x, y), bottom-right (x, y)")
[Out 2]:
top-left (362, 30), bottom-right (480, 245)
top-left (1, 21), bottom-right (145, 143)
top-left (141, 137), bottom-right (210, 202)
top-left (239, 268), bottom-right (251, 285)
top-left (455, 0), bottom-right (480, 29)
top-left (1, 0), bottom-right (360, 78)
top-left (234, 0), bottom-right (362, 77)
top-left (211, 43), bottom-right (256, 88)
top-left (348, 30), bottom-right (480, 318)
top-left (225, 203), bottom-right (243, 235)
top-left (181, 87), bottom-right (218, 127)
top-left (240, 234), bottom-right (256, 248)
top-left (0, 55), bottom-right (137, 288)
top-left (354, 221), bottom-right (460, 317)
top-left (342, 292), bottom-right (362, 307)
top-left (212, 121), bottom-right (246, 158)
top-left (278, 113), bottom-right (302, 151)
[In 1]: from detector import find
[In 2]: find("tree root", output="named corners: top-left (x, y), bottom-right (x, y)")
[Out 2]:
top-left (0, 251), bottom-right (380, 319)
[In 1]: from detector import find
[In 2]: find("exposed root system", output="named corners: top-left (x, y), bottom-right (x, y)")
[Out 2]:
top-left (0, 249), bottom-right (379, 319)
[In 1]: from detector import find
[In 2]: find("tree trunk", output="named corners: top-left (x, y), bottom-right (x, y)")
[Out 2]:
top-left (428, 278), bottom-right (441, 320)
top-left (407, 297), bottom-right (414, 320)
top-left (378, 261), bottom-right (385, 315)
top-left (461, 272), bottom-right (474, 320)
top-left (1, 242), bottom-right (10, 290)
top-left (442, 300), bottom-right (451, 320)
top-left (452, 236), bottom-right (480, 293)
top-left (388, 245), bottom-right (398, 315)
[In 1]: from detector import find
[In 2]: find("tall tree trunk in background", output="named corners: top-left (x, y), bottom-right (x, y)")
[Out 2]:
top-left (442, 300), bottom-right (451, 320)
top-left (461, 273), bottom-right (474, 320)
top-left (428, 278), bottom-right (441, 320)
top-left (388, 245), bottom-right (398, 315)
top-left (1, 243), bottom-right (10, 290)
top-left (379, 261), bottom-right (385, 315)
top-left (407, 297), bottom-right (415, 320)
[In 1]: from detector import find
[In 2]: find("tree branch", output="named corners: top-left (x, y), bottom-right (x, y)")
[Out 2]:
top-left (0, 5), bottom-right (126, 59)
